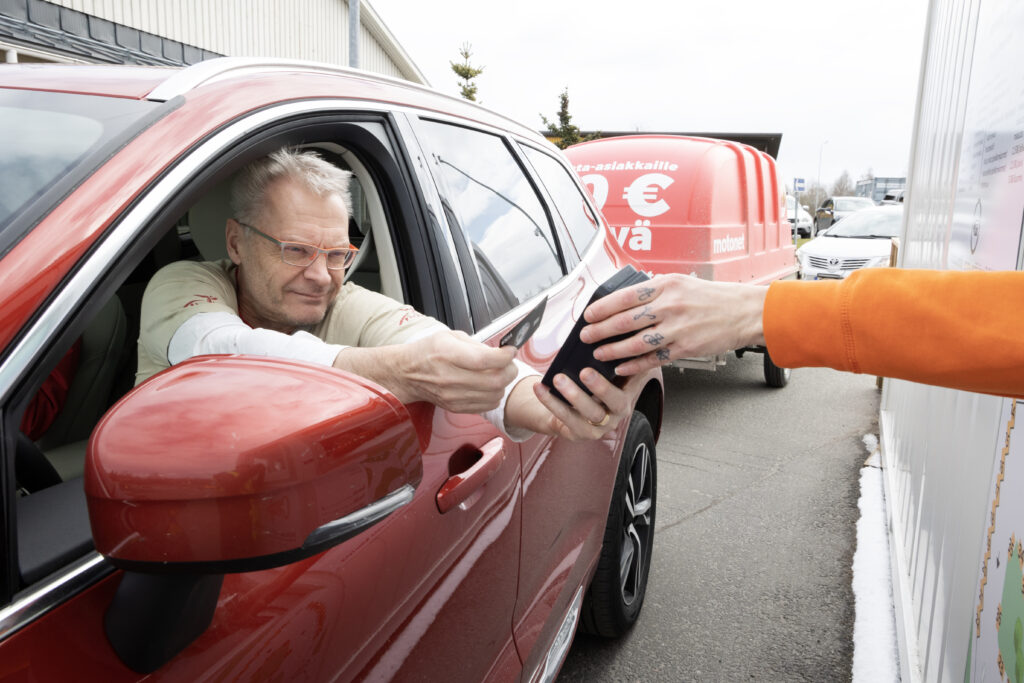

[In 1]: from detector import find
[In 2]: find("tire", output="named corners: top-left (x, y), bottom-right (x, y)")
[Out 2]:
top-left (581, 411), bottom-right (657, 638)
top-left (763, 350), bottom-right (791, 388)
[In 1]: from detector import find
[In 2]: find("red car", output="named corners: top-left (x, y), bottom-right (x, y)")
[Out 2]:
top-left (0, 59), bottom-right (663, 680)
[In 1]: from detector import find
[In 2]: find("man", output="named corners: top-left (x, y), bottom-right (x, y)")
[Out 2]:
top-left (579, 269), bottom-right (1024, 399)
top-left (138, 148), bottom-right (636, 440)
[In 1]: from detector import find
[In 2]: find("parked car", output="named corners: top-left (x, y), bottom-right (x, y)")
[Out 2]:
top-left (881, 188), bottom-right (905, 204)
top-left (0, 58), bottom-right (664, 681)
top-left (786, 194), bottom-right (815, 237)
top-left (814, 195), bottom-right (876, 233)
top-left (797, 205), bottom-right (903, 279)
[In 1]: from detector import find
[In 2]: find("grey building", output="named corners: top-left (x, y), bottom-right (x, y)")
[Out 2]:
top-left (0, 0), bottom-right (425, 84)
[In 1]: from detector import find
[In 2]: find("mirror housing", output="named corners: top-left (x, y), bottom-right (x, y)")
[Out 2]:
top-left (85, 355), bottom-right (422, 574)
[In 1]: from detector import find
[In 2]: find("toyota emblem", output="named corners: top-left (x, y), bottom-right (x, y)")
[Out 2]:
top-left (827, 257), bottom-right (841, 271)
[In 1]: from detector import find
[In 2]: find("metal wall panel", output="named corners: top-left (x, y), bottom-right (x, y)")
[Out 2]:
top-left (883, 1), bottom-right (1024, 681)
top-left (44, 0), bottom-right (424, 82)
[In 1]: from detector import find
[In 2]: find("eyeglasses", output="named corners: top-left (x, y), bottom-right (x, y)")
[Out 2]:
top-left (238, 222), bottom-right (358, 270)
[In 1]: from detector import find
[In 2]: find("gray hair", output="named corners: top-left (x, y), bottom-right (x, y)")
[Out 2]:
top-left (231, 148), bottom-right (353, 226)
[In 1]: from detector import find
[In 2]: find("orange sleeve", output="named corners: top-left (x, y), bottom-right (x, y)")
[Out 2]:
top-left (762, 268), bottom-right (1024, 399)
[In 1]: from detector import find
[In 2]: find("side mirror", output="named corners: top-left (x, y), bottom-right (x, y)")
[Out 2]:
top-left (85, 356), bottom-right (423, 673)
top-left (86, 355), bottom-right (423, 573)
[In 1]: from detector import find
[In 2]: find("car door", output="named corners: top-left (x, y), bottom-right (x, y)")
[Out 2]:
top-left (411, 119), bottom-right (629, 680)
top-left (0, 97), bottom-right (523, 681)
top-left (816, 198), bottom-right (834, 232)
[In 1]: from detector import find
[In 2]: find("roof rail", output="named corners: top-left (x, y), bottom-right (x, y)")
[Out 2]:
top-left (146, 56), bottom-right (427, 103)
top-left (144, 56), bottom-right (535, 139)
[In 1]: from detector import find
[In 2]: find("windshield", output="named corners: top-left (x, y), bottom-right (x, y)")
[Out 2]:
top-left (826, 209), bottom-right (903, 238)
top-left (0, 89), bottom-right (159, 234)
top-left (835, 197), bottom-right (875, 212)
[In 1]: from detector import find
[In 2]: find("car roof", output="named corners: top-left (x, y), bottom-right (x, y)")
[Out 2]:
top-left (849, 204), bottom-right (903, 215)
top-left (0, 57), bottom-right (548, 143)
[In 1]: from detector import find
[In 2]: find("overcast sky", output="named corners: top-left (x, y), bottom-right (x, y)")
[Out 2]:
top-left (369, 0), bottom-right (929, 194)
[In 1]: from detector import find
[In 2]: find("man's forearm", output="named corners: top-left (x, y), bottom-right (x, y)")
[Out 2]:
top-left (332, 345), bottom-right (416, 403)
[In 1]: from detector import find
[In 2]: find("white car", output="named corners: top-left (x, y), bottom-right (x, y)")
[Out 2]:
top-left (796, 205), bottom-right (903, 279)
top-left (786, 194), bottom-right (814, 237)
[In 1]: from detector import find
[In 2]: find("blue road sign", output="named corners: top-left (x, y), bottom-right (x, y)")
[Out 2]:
top-left (794, 177), bottom-right (806, 192)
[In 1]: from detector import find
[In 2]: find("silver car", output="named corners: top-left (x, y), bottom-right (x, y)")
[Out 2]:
top-left (814, 195), bottom-right (876, 233)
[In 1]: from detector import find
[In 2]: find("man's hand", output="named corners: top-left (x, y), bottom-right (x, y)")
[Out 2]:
top-left (579, 273), bottom-right (768, 376)
top-left (334, 330), bottom-right (517, 414)
top-left (504, 370), bottom-right (644, 442)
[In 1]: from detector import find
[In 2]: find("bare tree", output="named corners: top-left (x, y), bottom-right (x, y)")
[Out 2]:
top-left (831, 170), bottom-right (854, 196)
top-left (798, 183), bottom-right (828, 211)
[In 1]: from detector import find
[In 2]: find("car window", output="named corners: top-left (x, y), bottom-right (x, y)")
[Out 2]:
top-left (419, 120), bottom-right (563, 320)
top-left (0, 90), bottom-right (159, 235)
top-left (827, 209), bottom-right (903, 237)
top-left (835, 198), bottom-right (875, 211)
top-left (519, 144), bottom-right (601, 256)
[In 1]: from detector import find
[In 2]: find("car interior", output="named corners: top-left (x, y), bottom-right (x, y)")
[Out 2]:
top-left (11, 134), bottom-right (407, 586)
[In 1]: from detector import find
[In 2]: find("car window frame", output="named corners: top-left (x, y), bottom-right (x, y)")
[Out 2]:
top-left (516, 141), bottom-right (603, 263)
top-left (0, 100), bottom-right (451, 638)
top-left (411, 115), bottom-right (569, 331)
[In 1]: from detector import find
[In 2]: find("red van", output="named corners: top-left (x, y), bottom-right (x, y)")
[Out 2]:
top-left (566, 135), bottom-right (797, 386)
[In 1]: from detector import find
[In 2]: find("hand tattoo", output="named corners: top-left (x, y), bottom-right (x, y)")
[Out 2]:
top-left (633, 305), bottom-right (656, 321)
top-left (642, 332), bottom-right (665, 347)
top-left (637, 286), bottom-right (655, 302)
top-left (656, 348), bottom-right (671, 361)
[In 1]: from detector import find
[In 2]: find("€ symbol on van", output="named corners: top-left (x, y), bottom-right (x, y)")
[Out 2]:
top-left (622, 173), bottom-right (674, 217)
top-left (612, 220), bottom-right (653, 251)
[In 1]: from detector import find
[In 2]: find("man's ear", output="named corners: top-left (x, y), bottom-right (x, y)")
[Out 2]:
top-left (225, 218), bottom-right (244, 265)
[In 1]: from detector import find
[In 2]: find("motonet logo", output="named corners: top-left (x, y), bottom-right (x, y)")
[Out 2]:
top-left (712, 235), bottom-right (745, 254)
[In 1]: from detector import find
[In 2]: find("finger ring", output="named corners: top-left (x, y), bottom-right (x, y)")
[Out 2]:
top-left (587, 411), bottom-right (610, 427)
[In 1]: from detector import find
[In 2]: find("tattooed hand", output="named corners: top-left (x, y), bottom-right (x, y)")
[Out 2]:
top-left (578, 273), bottom-right (768, 376)
top-left (632, 305), bottom-right (657, 322)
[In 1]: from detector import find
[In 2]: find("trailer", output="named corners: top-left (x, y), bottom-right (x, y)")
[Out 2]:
top-left (565, 135), bottom-right (797, 387)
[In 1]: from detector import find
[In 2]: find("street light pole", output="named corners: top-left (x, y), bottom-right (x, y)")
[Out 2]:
top-left (816, 139), bottom-right (829, 195)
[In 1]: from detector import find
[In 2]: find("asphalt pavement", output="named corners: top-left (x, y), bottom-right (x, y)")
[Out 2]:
top-left (558, 352), bottom-right (881, 682)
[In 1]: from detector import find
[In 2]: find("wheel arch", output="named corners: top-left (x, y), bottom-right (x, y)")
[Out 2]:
top-left (633, 377), bottom-right (663, 441)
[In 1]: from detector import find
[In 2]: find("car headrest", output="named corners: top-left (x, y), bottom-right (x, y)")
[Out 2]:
top-left (188, 177), bottom-right (233, 262)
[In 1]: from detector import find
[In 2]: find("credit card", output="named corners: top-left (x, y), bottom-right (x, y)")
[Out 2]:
top-left (500, 296), bottom-right (547, 349)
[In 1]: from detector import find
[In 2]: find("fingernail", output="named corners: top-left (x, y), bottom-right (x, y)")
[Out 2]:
top-left (554, 375), bottom-right (568, 388)
top-left (580, 368), bottom-right (595, 382)
top-left (579, 326), bottom-right (592, 343)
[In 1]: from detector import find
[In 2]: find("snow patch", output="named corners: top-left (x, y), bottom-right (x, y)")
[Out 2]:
top-left (852, 434), bottom-right (899, 682)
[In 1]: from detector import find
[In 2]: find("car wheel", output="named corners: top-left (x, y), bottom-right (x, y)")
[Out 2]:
top-left (581, 411), bottom-right (656, 638)
top-left (764, 350), bottom-right (791, 388)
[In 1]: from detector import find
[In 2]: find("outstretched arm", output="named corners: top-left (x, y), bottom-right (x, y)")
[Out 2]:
top-left (579, 274), bottom-right (766, 376)
top-left (580, 268), bottom-right (1024, 399)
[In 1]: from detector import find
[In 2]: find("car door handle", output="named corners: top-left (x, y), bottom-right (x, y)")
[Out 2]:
top-left (436, 437), bottom-right (505, 514)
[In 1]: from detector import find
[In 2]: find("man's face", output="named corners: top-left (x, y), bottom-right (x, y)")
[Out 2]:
top-left (226, 177), bottom-right (350, 333)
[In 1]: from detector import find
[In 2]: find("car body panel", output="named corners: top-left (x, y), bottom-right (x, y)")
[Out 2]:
top-left (0, 59), bottom-right (663, 681)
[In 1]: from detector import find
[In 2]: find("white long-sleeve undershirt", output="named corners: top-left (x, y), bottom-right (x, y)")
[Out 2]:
top-left (167, 311), bottom-right (536, 441)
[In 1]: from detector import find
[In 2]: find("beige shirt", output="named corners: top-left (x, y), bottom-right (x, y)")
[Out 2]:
top-left (137, 259), bottom-right (443, 385)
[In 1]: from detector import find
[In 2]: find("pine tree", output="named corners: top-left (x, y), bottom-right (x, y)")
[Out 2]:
top-left (541, 88), bottom-right (595, 150)
top-left (450, 42), bottom-right (483, 102)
